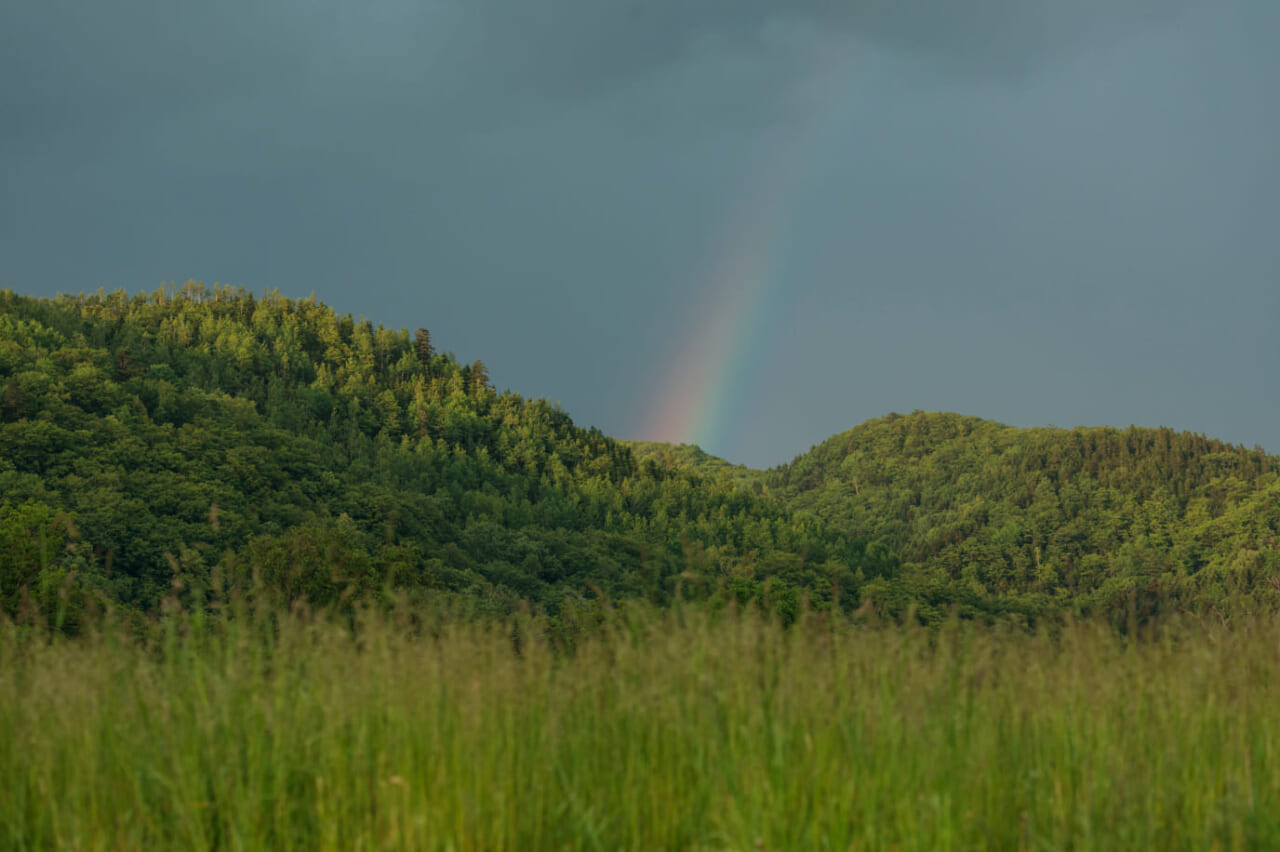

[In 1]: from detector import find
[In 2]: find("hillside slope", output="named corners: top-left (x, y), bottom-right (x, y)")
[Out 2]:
top-left (623, 440), bottom-right (764, 489)
top-left (0, 285), bottom-right (890, 627)
top-left (4, 286), bottom-right (1276, 629)
top-left (769, 411), bottom-right (1280, 617)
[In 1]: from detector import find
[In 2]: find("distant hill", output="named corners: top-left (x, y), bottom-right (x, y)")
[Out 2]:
top-left (768, 411), bottom-right (1280, 619)
top-left (3, 285), bottom-right (1278, 630)
top-left (0, 284), bottom-right (886, 629)
top-left (623, 440), bottom-right (764, 489)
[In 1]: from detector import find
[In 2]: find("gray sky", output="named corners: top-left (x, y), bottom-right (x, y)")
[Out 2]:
top-left (3, 0), bottom-right (1276, 467)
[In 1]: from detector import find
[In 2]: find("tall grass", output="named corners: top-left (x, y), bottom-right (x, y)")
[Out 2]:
top-left (2, 603), bottom-right (1278, 850)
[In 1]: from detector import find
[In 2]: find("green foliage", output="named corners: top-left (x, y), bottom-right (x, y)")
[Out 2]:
top-left (0, 501), bottom-right (98, 632)
top-left (624, 439), bottom-right (765, 489)
top-left (0, 284), bottom-right (874, 619)
top-left (5, 605), bottom-right (1280, 850)
top-left (5, 284), bottom-right (1278, 627)
top-left (770, 411), bottom-right (1280, 622)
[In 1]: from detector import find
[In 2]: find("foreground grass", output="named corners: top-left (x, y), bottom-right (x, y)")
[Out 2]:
top-left (2, 605), bottom-right (1278, 851)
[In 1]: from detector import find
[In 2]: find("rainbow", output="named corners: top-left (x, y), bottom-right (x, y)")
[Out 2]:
top-left (640, 41), bottom-right (863, 461)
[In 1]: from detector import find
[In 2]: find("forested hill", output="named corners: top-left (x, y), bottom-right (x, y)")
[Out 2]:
top-left (0, 285), bottom-right (891, 629)
top-left (768, 412), bottom-right (1280, 618)
top-left (3, 285), bottom-right (1278, 630)
top-left (624, 441), bottom-right (763, 489)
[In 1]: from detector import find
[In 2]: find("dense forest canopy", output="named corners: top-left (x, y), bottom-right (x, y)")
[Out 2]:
top-left (1, 284), bottom-right (1277, 631)
top-left (0, 284), bottom-right (889, 630)
top-left (769, 412), bottom-right (1280, 619)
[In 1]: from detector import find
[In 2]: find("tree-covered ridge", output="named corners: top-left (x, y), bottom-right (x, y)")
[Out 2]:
top-left (623, 440), bottom-right (764, 490)
top-left (769, 411), bottom-right (1280, 618)
top-left (0, 284), bottom-right (888, 627)
top-left (5, 285), bottom-right (1277, 630)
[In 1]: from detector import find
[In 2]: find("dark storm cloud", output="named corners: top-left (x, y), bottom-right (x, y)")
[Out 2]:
top-left (3, 0), bottom-right (1185, 119)
top-left (0, 0), bottom-right (458, 155)
top-left (445, 0), bottom-right (1189, 94)
top-left (0, 0), bottom-right (1190, 172)
top-left (1, 0), bottom-right (1275, 466)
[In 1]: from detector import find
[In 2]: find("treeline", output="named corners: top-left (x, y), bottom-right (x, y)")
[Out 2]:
top-left (0, 284), bottom-right (893, 631)
top-left (770, 411), bottom-right (1280, 622)
top-left (5, 285), bottom-right (1277, 633)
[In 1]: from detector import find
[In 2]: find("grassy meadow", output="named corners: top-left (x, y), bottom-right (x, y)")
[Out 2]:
top-left (3, 603), bottom-right (1279, 851)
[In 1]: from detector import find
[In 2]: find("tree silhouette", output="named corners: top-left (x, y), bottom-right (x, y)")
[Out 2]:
top-left (414, 328), bottom-right (434, 364)
top-left (469, 359), bottom-right (490, 392)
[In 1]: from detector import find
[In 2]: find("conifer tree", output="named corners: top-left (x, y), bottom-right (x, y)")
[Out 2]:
top-left (469, 360), bottom-right (490, 393)
top-left (414, 328), bottom-right (434, 364)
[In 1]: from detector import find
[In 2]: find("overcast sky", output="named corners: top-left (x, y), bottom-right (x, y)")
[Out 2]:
top-left (3, 0), bottom-right (1277, 467)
